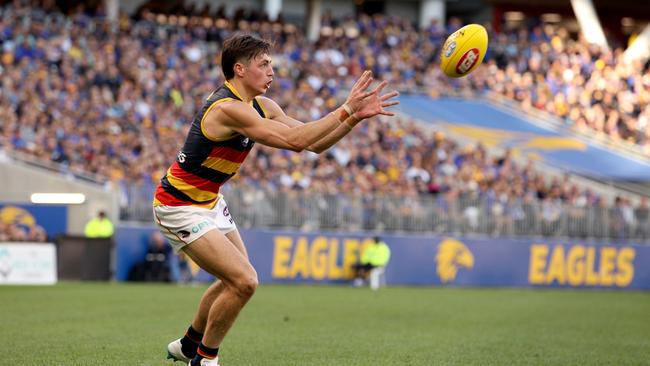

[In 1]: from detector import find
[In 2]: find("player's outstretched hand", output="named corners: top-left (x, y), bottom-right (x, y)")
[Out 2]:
top-left (343, 71), bottom-right (399, 121)
top-left (353, 80), bottom-right (399, 120)
top-left (344, 70), bottom-right (374, 113)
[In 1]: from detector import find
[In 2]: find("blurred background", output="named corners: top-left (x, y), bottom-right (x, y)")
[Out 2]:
top-left (1, 0), bottom-right (649, 290)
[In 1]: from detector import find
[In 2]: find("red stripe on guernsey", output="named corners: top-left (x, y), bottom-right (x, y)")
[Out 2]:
top-left (154, 185), bottom-right (188, 206)
top-left (209, 146), bottom-right (248, 163)
top-left (169, 162), bottom-right (222, 192)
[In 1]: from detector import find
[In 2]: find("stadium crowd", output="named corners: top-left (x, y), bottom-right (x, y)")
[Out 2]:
top-left (0, 1), bottom-right (649, 238)
top-left (0, 221), bottom-right (47, 242)
top-left (482, 25), bottom-right (650, 152)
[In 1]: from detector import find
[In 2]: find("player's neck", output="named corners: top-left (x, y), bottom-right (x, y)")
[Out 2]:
top-left (225, 79), bottom-right (255, 103)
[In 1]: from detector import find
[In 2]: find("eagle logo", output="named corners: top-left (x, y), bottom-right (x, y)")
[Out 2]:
top-left (435, 238), bottom-right (474, 283)
top-left (0, 206), bottom-right (36, 228)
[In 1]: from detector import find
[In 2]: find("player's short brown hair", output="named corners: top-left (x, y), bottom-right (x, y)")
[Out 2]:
top-left (221, 34), bottom-right (272, 80)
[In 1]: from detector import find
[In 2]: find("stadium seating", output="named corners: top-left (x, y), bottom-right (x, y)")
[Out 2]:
top-left (0, 2), bottom-right (648, 239)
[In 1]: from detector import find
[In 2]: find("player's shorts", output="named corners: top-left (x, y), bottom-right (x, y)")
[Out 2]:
top-left (153, 196), bottom-right (236, 252)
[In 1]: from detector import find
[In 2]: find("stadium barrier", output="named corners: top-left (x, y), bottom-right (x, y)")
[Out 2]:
top-left (115, 225), bottom-right (650, 290)
top-left (57, 236), bottom-right (113, 281)
top-left (120, 186), bottom-right (650, 241)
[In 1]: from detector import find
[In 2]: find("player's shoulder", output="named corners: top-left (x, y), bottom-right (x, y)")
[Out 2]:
top-left (204, 96), bottom-right (241, 119)
top-left (216, 98), bottom-right (247, 116)
top-left (255, 95), bottom-right (278, 108)
top-left (216, 98), bottom-right (262, 127)
top-left (255, 96), bottom-right (282, 117)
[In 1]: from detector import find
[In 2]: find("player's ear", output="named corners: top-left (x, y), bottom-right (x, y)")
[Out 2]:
top-left (234, 62), bottom-right (246, 78)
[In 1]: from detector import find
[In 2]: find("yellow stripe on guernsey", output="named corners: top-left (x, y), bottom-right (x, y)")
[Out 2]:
top-left (256, 97), bottom-right (268, 118)
top-left (225, 80), bottom-right (260, 110)
top-left (224, 81), bottom-right (267, 115)
top-left (224, 80), bottom-right (244, 100)
top-left (201, 157), bottom-right (241, 174)
top-left (200, 97), bottom-right (235, 141)
top-left (165, 169), bottom-right (219, 203)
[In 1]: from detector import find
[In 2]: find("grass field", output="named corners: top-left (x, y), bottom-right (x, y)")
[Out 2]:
top-left (1, 283), bottom-right (649, 366)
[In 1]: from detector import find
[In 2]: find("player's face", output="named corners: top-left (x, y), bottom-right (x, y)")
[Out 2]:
top-left (244, 53), bottom-right (274, 94)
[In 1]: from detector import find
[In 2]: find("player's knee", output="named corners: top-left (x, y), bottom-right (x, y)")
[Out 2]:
top-left (233, 272), bottom-right (258, 299)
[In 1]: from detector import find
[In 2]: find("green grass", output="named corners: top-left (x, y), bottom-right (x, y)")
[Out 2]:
top-left (1, 283), bottom-right (649, 365)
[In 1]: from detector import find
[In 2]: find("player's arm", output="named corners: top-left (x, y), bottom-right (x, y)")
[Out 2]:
top-left (215, 71), bottom-right (378, 152)
top-left (258, 79), bottom-right (399, 153)
top-left (218, 102), bottom-right (346, 152)
top-left (257, 97), bottom-right (357, 154)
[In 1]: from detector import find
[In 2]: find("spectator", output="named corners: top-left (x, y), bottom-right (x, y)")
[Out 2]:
top-left (175, 251), bottom-right (195, 284)
top-left (6, 224), bottom-right (28, 242)
top-left (0, 222), bottom-right (8, 242)
top-left (635, 197), bottom-right (650, 239)
top-left (0, 210), bottom-right (48, 242)
top-left (27, 225), bottom-right (47, 242)
top-left (352, 236), bottom-right (391, 290)
top-left (84, 211), bottom-right (114, 238)
top-left (143, 232), bottom-right (171, 282)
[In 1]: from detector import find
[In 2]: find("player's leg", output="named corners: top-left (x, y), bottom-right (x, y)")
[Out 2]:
top-left (165, 199), bottom-right (247, 363)
top-left (352, 262), bottom-right (365, 286)
top-left (363, 264), bottom-right (375, 280)
top-left (174, 229), bottom-right (248, 360)
top-left (166, 280), bottom-right (224, 363)
top-left (187, 231), bottom-right (248, 330)
top-left (189, 197), bottom-right (249, 327)
top-left (182, 229), bottom-right (258, 365)
top-left (224, 229), bottom-right (249, 258)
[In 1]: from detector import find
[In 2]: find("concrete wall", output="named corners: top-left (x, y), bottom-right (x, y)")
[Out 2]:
top-left (320, 0), bottom-right (355, 20)
top-left (183, 0), bottom-right (263, 15)
top-left (118, 0), bottom-right (149, 16)
top-left (282, 0), bottom-right (308, 21)
top-left (386, 1), bottom-right (419, 23)
top-left (0, 154), bottom-right (118, 235)
top-left (119, 0), bottom-right (263, 17)
top-left (118, 0), bottom-right (423, 25)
